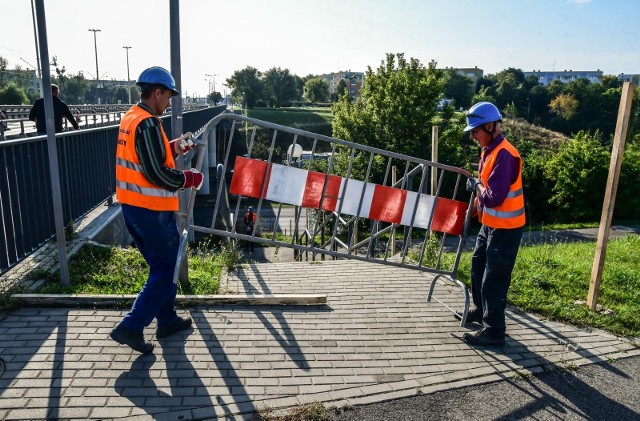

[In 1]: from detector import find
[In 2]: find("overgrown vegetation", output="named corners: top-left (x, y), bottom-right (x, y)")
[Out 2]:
top-left (33, 241), bottom-right (239, 295)
top-left (256, 401), bottom-right (333, 421)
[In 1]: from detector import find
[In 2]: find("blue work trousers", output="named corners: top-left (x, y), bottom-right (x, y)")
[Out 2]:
top-left (120, 204), bottom-right (181, 333)
top-left (470, 224), bottom-right (523, 335)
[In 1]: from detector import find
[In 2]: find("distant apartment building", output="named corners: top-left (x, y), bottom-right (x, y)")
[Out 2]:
top-left (618, 73), bottom-right (640, 84)
top-left (524, 70), bottom-right (603, 86)
top-left (318, 71), bottom-right (364, 98)
top-left (441, 66), bottom-right (484, 90)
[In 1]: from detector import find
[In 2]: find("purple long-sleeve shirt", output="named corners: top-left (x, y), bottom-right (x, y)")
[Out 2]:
top-left (478, 135), bottom-right (521, 209)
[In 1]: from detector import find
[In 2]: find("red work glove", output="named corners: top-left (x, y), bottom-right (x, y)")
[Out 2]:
top-left (182, 168), bottom-right (204, 190)
top-left (172, 132), bottom-right (195, 154)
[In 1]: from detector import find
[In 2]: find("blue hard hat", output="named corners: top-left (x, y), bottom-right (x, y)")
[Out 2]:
top-left (136, 66), bottom-right (179, 96)
top-left (463, 102), bottom-right (502, 132)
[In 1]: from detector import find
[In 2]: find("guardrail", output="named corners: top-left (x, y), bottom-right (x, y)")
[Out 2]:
top-left (0, 104), bottom-right (210, 140)
top-left (0, 105), bottom-right (226, 275)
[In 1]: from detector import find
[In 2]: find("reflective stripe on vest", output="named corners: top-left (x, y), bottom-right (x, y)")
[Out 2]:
top-left (478, 139), bottom-right (525, 229)
top-left (115, 106), bottom-right (179, 211)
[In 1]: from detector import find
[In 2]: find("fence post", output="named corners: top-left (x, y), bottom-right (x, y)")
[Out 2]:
top-left (391, 166), bottom-right (397, 255)
top-left (587, 81), bottom-right (634, 310)
top-left (431, 126), bottom-right (438, 195)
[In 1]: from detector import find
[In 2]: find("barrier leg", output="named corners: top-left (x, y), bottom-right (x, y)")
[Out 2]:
top-left (172, 229), bottom-right (189, 285)
top-left (427, 274), bottom-right (470, 326)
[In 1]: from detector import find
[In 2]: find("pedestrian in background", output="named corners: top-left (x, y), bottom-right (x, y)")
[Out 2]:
top-left (110, 66), bottom-right (203, 354)
top-left (462, 102), bottom-right (525, 347)
top-left (244, 206), bottom-right (257, 252)
top-left (28, 84), bottom-right (80, 134)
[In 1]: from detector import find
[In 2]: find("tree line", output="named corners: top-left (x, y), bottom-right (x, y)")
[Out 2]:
top-left (331, 53), bottom-right (640, 225)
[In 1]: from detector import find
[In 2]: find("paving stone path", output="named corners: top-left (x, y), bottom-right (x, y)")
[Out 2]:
top-left (0, 259), bottom-right (638, 420)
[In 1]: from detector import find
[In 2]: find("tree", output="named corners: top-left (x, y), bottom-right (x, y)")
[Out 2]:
top-left (443, 70), bottom-right (473, 109)
top-left (332, 53), bottom-right (444, 161)
top-left (262, 67), bottom-right (298, 108)
top-left (549, 93), bottom-right (579, 120)
top-left (64, 73), bottom-right (89, 104)
top-left (0, 83), bottom-right (29, 104)
top-left (471, 85), bottom-right (496, 105)
top-left (303, 78), bottom-right (329, 104)
top-left (334, 79), bottom-right (348, 100)
top-left (226, 66), bottom-right (263, 108)
top-left (208, 91), bottom-right (223, 104)
top-left (0, 56), bottom-right (8, 89)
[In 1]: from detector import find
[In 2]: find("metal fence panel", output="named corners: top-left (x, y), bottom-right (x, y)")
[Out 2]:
top-left (0, 106), bottom-right (225, 275)
top-left (178, 113), bottom-right (475, 323)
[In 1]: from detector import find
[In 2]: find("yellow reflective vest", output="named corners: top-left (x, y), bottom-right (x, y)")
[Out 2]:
top-left (478, 139), bottom-right (526, 229)
top-left (115, 106), bottom-right (179, 211)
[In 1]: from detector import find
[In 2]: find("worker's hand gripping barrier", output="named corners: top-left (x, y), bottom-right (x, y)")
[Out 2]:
top-left (177, 112), bottom-right (475, 325)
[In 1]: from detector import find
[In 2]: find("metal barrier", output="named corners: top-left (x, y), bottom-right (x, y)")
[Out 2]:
top-left (177, 112), bottom-right (476, 324)
top-left (0, 106), bottom-right (225, 274)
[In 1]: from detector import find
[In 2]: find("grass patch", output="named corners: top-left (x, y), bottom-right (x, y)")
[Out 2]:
top-left (449, 234), bottom-right (640, 337)
top-left (32, 242), bottom-right (239, 296)
top-left (256, 401), bottom-right (332, 421)
top-left (247, 107), bottom-right (333, 128)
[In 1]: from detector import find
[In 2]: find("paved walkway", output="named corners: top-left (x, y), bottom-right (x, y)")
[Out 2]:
top-left (1, 260), bottom-right (638, 420)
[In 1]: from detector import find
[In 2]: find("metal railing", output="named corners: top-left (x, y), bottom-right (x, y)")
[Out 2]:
top-left (177, 112), bottom-right (476, 324)
top-left (0, 104), bottom-right (211, 140)
top-left (0, 105), bottom-right (226, 274)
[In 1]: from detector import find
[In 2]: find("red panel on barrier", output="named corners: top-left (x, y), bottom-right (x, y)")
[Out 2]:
top-left (431, 198), bottom-right (467, 236)
top-left (302, 171), bottom-right (342, 211)
top-left (369, 185), bottom-right (407, 224)
top-left (229, 157), bottom-right (270, 198)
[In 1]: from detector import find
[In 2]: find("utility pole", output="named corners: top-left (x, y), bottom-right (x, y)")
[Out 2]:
top-left (88, 28), bottom-right (101, 104)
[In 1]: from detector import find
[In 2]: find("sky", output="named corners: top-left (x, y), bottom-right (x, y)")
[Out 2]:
top-left (1, 0), bottom-right (639, 98)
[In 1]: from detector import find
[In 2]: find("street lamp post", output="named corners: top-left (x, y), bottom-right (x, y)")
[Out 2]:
top-left (122, 46), bottom-right (132, 81)
top-left (88, 28), bottom-right (101, 104)
top-left (123, 46), bottom-right (132, 104)
top-left (205, 73), bottom-right (218, 102)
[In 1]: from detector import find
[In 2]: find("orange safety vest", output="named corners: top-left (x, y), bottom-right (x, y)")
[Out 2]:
top-left (115, 106), bottom-right (179, 211)
top-left (478, 139), bottom-right (525, 229)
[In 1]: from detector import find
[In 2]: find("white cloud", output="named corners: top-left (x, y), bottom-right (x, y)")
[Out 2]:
top-left (567, 0), bottom-right (592, 6)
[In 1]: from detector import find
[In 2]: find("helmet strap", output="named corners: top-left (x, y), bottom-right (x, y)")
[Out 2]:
top-left (482, 122), bottom-right (497, 139)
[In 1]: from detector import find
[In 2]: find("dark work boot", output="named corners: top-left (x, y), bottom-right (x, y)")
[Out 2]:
top-left (110, 324), bottom-right (154, 354)
top-left (462, 328), bottom-right (506, 347)
top-left (156, 316), bottom-right (193, 339)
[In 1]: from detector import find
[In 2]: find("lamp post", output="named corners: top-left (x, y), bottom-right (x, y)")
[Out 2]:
top-left (123, 46), bottom-right (132, 103)
top-left (205, 73), bottom-right (218, 102)
top-left (122, 46), bottom-right (132, 81)
top-left (88, 28), bottom-right (101, 104)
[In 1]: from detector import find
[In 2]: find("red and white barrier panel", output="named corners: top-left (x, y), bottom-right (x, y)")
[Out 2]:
top-left (229, 157), bottom-right (466, 236)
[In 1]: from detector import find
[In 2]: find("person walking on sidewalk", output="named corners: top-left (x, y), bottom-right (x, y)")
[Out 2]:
top-left (244, 206), bottom-right (257, 252)
top-left (28, 84), bottom-right (80, 134)
top-left (110, 66), bottom-right (203, 354)
top-left (462, 102), bottom-right (525, 347)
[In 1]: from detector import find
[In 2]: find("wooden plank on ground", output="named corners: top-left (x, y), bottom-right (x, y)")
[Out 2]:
top-left (11, 293), bottom-right (328, 307)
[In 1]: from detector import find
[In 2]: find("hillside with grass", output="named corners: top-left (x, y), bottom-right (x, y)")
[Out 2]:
top-left (503, 117), bottom-right (571, 151)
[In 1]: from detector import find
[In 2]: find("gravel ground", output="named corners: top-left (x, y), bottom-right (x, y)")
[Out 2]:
top-left (329, 354), bottom-right (640, 420)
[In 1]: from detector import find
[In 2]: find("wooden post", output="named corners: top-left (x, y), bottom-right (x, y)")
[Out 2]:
top-left (587, 81), bottom-right (635, 310)
top-left (391, 166), bottom-right (397, 255)
top-left (431, 126), bottom-right (438, 195)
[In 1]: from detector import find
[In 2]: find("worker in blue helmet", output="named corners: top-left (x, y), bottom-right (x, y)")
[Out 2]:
top-left (110, 66), bottom-right (201, 354)
top-left (136, 66), bottom-right (180, 97)
top-left (461, 101), bottom-right (525, 347)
